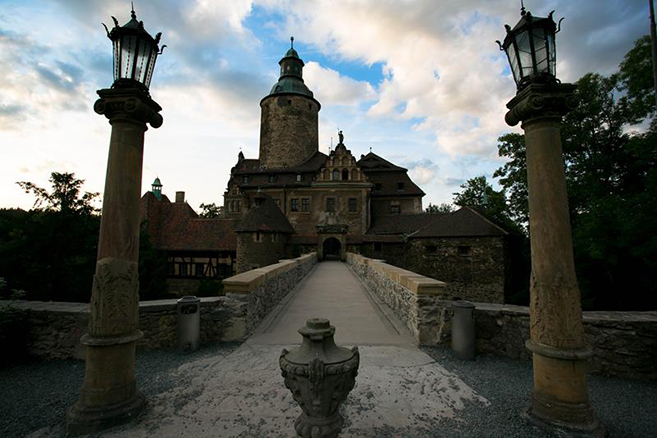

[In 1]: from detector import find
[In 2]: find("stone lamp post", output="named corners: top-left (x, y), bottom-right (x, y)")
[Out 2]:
top-left (498, 6), bottom-right (604, 437)
top-left (67, 8), bottom-right (164, 434)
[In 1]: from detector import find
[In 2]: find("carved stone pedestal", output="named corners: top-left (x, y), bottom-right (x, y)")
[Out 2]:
top-left (280, 318), bottom-right (359, 438)
top-left (506, 83), bottom-right (604, 437)
top-left (67, 88), bottom-right (162, 434)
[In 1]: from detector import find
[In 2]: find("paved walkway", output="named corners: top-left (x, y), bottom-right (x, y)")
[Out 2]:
top-left (249, 261), bottom-right (414, 346)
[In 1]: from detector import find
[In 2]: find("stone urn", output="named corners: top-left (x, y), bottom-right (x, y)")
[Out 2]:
top-left (280, 318), bottom-right (360, 438)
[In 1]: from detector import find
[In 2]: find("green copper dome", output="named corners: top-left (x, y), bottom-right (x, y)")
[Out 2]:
top-left (264, 37), bottom-right (316, 101)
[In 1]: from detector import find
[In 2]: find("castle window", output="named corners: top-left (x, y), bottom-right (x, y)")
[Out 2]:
top-left (425, 245), bottom-right (438, 254)
top-left (235, 201), bottom-right (241, 212)
top-left (375, 183), bottom-right (382, 191)
top-left (374, 242), bottom-right (382, 252)
top-left (254, 232), bottom-right (262, 242)
top-left (290, 198), bottom-right (299, 212)
top-left (326, 197), bottom-right (336, 212)
top-left (332, 169), bottom-right (339, 181)
top-left (243, 176), bottom-right (249, 184)
top-left (302, 198), bottom-right (310, 211)
top-left (296, 174), bottom-right (303, 182)
top-left (390, 204), bottom-right (401, 214)
top-left (269, 175), bottom-right (277, 183)
top-left (342, 169), bottom-right (349, 180)
top-left (397, 182), bottom-right (405, 191)
top-left (348, 198), bottom-right (357, 212)
top-left (195, 263), bottom-right (204, 276)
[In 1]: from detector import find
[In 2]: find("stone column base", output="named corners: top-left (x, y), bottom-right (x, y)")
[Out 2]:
top-left (525, 340), bottom-right (606, 437)
top-left (66, 391), bottom-right (145, 435)
top-left (66, 331), bottom-right (145, 435)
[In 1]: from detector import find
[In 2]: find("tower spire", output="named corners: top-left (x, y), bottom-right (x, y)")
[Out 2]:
top-left (291, 36), bottom-right (294, 48)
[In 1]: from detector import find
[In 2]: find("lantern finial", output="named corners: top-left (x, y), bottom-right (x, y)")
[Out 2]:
top-left (131, 2), bottom-right (136, 20)
top-left (291, 36), bottom-right (294, 49)
top-left (520, 0), bottom-right (526, 16)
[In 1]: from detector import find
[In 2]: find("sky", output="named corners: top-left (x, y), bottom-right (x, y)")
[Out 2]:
top-left (0, 0), bottom-right (649, 212)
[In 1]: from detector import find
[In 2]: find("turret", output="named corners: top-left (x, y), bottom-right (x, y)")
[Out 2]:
top-left (151, 177), bottom-right (162, 200)
top-left (259, 37), bottom-right (321, 169)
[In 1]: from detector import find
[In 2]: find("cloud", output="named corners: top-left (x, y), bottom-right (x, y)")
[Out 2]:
top-left (304, 62), bottom-right (375, 106)
top-left (405, 159), bottom-right (439, 185)
top-left (263, 0), bottom-right (647, 158)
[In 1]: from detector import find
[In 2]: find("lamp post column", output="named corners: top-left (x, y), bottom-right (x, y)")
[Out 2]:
top-left (66, 88), bottom-right (162, 434)
top-left (506, 83), bottom-right (603, 436)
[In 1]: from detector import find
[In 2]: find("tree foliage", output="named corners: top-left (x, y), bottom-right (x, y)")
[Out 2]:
top-left (17, 172), bottom-right (99, 215)
top-left (425, 203), bottom-right (454, 213)
top-left (199, 202), bottom-right (222, 218)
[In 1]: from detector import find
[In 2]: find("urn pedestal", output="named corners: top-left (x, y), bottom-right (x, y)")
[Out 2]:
top-left (280, 318), bottom-right (359, 438)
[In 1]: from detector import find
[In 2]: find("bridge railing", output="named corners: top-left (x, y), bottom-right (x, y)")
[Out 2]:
top-left (347, 252), bottom-right (448, 345)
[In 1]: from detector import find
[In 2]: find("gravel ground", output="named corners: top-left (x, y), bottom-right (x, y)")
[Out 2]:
top-left (421, 346), bottom-right (657, 438)
top-left (1, 344), bottom-right (655, 438)
top-left (0, 342), bottom-right (241, 438)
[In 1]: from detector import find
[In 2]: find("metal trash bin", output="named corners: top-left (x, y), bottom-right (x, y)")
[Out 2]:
top-left (177, 296), bottom-right (200, 354)
top-left (451, 300), bottom-right (476, 360)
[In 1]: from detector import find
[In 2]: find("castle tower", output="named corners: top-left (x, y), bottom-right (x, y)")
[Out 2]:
top-left (259, 37), bottom-right (321, 169)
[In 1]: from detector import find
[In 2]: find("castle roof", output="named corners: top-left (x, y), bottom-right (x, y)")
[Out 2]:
top-left (140, 191), bottom-right (238, 251)
top-left (234, 193), bottom-right (295, 234)
top-left (367, 206), bottom-right (509, 238)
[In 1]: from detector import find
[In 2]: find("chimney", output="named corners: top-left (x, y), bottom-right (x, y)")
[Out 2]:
top-left (175, 191), bottom-right (185, 203)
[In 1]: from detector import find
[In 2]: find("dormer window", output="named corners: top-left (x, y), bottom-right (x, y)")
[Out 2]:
top-left (269, 175), bottom-right (277, 183)
top-left (296, 174), bottom-right (303, 182)
top-left (243, 176), bottom-right (250, 184)
top-left (397, 182), bottom-right (405, 191)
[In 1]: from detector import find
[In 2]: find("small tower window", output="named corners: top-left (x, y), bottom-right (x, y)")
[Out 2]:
top-left (342, 169), bottom-right (349, 180)
top-left (269, 175), bottom-right (277, 183)
top-left (397, 182), bottom-right (405, 191)
top-left (243, 176), bottom-right (250, 184)
top-left (332, 169), bottom-right (339, 181)
top-left (296, 174), bottom-right (303, 182)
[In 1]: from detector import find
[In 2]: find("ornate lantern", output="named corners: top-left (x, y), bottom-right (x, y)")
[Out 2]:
top-left (103, 6), bottom-right (166, 93)
top-left (497, 5), bottom-right (563, 91)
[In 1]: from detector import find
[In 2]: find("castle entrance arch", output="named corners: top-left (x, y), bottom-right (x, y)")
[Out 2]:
top-left (322, 237), bottom-right (341, 260)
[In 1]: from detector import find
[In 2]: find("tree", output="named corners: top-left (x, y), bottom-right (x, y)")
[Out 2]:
top-left (199, 202), bottom-right (222, 218)
top-left (425, 203), bottom-right (454, 213)
top-left (17, 172), bottom-right (99, 215)
top-left (452, 176), bottom-right (517, 230)
top-left (493, 133), bottom-right (528, 226)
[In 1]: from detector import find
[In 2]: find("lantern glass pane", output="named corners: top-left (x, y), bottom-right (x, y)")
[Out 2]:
top-left (516, 30), bottom-right (534, 78)
top-left (506, 43), bottom-right (521, 84)
top-left (547, 33), bottom-right (556, 76)
top-left (120, 35), bottom-right (137, 80)
top-left (113, 39), bottom-right (120, 81)
top-left (145, 52), bottom-right (157, 89)
top-left (533, 28), bottom-right (549, 74)
top-left (134, 39), bottom-right (151, 84)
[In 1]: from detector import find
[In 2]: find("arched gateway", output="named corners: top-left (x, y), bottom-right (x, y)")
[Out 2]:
top-left (322, 237), bottom-right (341, 260)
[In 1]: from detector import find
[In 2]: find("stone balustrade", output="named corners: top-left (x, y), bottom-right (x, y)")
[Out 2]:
top-left (3, 252), bottom-right (317, 360)
top-left (221, 252), bottom-right (317, 340)
top-left (347, 252), bottom-right (448, 344)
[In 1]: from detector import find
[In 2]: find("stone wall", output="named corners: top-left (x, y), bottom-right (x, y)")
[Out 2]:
top-left (8, 298), bottom-right (227, 360)
top-left (222, 252), bottom-right (317, 340)
top-left (471, 303), bottom-right (657, 380)
top-left (5, 253), bottom-right (316, 360)
top-left (347, 252), bottom-right (448, 344)
top-left (259, 94), bottom-right (319, 169)
top-left (236, 231), bottom-right (288, 274)
top-left (361, 236), bottom-right (507, 304)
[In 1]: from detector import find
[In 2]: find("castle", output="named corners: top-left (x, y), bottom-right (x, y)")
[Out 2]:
top-left (141, 42), bottom-right (513, 303)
